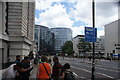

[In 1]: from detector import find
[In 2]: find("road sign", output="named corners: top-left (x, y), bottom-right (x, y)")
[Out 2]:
top-left (113, 54), bottom-right (120, 57)
top-left (112, 54), bottom-right (118, 56)
top-left (85, 27), bottom-right (97, 42)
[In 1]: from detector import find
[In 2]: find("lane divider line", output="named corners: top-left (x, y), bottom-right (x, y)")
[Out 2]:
top-left (73, 72), bottom-right (78, 76)
top-left (71, 65), bottom-right (115, 79)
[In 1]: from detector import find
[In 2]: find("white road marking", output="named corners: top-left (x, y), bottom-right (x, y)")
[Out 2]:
top-left (74, 63), bottom-right (118, 73)
top-left (96, 67), bottom-right (119, 72)
top-left (96, 72), bottom-right (114, 79)
top-left (73, 72), bottom-right (78, 76)
top-left (80, 76), bottom-right (86, 79)
top-left (73, 58), bottom-right (119, 70)
top-left (71, 66), bottom-right (91, 73)
top-left (71, 66), bottom-right (115, 79)
top-left (97, 64), bottom-right (119, 70)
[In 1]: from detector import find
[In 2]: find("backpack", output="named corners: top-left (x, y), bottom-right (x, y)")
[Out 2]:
top-left (64, 71), bottom-right (75, 80)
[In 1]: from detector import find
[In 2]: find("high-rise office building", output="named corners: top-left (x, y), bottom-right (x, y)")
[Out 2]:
top-left (50, 27), bottom-right (72, 53)
top-left (35, 25), bottom-right (54, 54)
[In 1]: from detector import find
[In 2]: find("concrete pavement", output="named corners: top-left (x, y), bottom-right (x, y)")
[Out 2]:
top-left (29, 63), bottom-right (38, 79)
top-left (0, 69), bottom-right (6, 80)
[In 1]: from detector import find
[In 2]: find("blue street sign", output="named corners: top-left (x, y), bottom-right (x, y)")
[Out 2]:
top-left (113, 54), bottom-right (118, 56)
top-left (85, 37), bottom-right (97, 42)
top-left (85, 27), bottom-right (97, 42)
top-left (113, 54), bottom-right (120, 58)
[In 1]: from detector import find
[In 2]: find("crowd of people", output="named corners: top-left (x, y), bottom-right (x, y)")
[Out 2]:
top-left (2, 55), bottom-right (33, 80)
top-left (2, 55), bottom-right (75, 80)
top-left (37, 55), bottom-right (75, 80)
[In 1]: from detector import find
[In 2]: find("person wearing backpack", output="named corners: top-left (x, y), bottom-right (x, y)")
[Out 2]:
top-left (62, 63), bottom-right (75, 80)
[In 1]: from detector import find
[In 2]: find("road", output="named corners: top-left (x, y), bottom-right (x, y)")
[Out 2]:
top-left (59, 57), bottom-right (120, 80)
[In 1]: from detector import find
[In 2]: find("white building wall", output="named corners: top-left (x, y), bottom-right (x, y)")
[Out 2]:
top-left (72, 35), bottom-right (84, 56)
top-left (72, 37), bottom-right (79, 54)
top-left (104, 20), bottom-right (119, 57)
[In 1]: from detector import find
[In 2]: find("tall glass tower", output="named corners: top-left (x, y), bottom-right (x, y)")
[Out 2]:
top-left (50, 27), bottom-right (72, 53)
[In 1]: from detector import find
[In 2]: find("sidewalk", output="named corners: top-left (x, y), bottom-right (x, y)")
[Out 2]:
top-left (29, 63), bottom-right (38, 79)
top-left (0, 69), bottom-right (6, 80)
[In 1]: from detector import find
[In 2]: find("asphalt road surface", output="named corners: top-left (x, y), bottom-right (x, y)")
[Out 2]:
top-left (29, 56), bottom-right (120, 80)
top-left (59, 57), bottom-right (120, 80)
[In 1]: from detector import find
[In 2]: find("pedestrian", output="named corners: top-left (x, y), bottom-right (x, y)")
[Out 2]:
top-left (62, 63), bottom-right (75, 80)
top-left (51, 56), bottom-right (62, 80)
top-left (88, 56), bottom-right (91, 61)
top-left (38, 56), bottom-right (42, 63)
top-left (34, 55), bottom-right (38, 65)
top-left (2, 63), bottom-right (19, 80)
top-left (16, 56), bottom-right (33, 80)
top-left (15, 55), bottom-right (21, 63)
top-left (48, 56), bottom-right (52, 65)
top-left (37, 55), bottom-right (52, 80)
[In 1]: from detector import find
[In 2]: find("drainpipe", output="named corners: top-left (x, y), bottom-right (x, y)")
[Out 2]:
top-left (6, 2), bottom-right (10, 63)
top-left (5, 2), bottom-right (9, 35)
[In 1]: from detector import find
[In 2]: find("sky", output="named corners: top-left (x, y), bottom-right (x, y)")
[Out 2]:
top-left (35, 0), bottom-right (119, 38)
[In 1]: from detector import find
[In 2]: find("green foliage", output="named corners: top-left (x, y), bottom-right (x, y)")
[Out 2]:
top-left (61, 41), bottom-right (74, 55)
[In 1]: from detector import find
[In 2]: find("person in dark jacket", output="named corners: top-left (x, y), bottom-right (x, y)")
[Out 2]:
top-left (15, 55), bottom-right (21, 63)
top-left (62, 63), bottom-right (75, 80)
top-left (15, 56), bottom-right (33, 80)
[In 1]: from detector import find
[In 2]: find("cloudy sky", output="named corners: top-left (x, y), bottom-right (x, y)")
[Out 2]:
top-left (35, 0), bottom-right (119, 38)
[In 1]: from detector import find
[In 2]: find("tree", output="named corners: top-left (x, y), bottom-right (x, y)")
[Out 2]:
top-left (61, 41), bottom-right (74, 55)
top-left (77, 38), bottom-right (91, 57)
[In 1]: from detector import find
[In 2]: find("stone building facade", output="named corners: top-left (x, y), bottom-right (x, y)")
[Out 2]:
top-left (0, 2), bottom-right (9, 69)
top-left (0, 1), bottom-right (35, 68)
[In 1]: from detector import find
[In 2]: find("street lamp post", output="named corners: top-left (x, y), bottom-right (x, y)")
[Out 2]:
top-left (92, 0), bottom-right (95, 80)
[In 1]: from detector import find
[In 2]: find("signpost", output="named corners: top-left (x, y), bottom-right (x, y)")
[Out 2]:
top-left (92, 0), bottom-right (95, 80)
top-left (84, 27), bottom-right (97, 80)
top-left (113, 54), bottom-right (120, 58)
top-left (84, 0), bottom-right (96, 79)
top-left (85, 27), bottom-right (97, 42)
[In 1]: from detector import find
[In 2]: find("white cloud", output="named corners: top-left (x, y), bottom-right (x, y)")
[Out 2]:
top-left (73, 1), bottom-right (118, 28)
top-left (35, 0), bottom-right (118, 38)
top-left (71, 26), bottom-right (85, 37)
top-left (36, 3), bottom-right (74, 28)
top-left (35, 0), bottom-right (64, 10)
top-left (95, 2), bottom-right (118, 27)
top-left (73, 0), bottom-right (92, 26)
top-left (71, 1), bottom-right (118, 37)
top-left (35, 0), bottom-right (51, 10)
top-left (97, 29), bottom-right (104, 38)
top-left (40, 21), bottom-right (49, 27)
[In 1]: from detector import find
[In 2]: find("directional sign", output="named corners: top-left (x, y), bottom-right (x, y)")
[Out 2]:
top-left (112, 54), bottom-right (118, 56)
top-left (113, 54), bottom-right (120, 58)
top-left (85, 27), bottom-right (97, 42)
